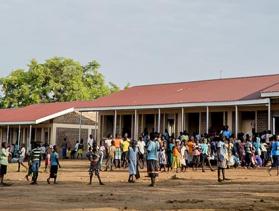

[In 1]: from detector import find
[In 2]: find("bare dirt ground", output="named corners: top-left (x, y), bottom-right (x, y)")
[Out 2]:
top-left (0, 160), bottom-right (279, 211)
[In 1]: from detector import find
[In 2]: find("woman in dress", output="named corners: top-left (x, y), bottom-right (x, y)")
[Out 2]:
top-left (128, 140), bottom-right (138, 183)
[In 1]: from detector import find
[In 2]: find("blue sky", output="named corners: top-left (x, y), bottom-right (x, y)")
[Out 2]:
top-left (0, 0), bottom-right (279, 87)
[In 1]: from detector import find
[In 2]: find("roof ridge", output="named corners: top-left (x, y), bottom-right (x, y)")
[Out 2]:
top-left (130, 73), bottom-right (279, 88)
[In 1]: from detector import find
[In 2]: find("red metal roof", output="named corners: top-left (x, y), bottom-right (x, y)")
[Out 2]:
top-left (78, 74), bottom-right (279, 108)
top-left (0, 101), bottom-right (92, 124)
top-left (261, 82), bottom-right (279, 93)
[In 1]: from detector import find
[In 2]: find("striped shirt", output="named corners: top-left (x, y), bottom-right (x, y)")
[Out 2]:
top-left (31, 147), bottom-right (41, 161)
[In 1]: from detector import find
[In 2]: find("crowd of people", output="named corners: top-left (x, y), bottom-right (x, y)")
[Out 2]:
top-left (0, 125), bottom-right (278, 187)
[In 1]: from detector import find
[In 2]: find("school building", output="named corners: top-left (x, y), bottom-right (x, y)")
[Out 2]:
top-left (0, 74), bottom-right (279, 148)
top-left (76, 74), bottom-right (279, 142)
top-left (0, 102), bottom-right (98, 150)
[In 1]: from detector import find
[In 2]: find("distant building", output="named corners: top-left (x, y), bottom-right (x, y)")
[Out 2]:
top-left (0, 102), bottom-right (98, 150)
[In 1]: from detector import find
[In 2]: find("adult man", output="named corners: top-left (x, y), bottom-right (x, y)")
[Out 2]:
top-left (268, 135), bottom-right (279, 176)
top-left (146, 134), bottom-right (160, 187)
top-left (30, 142), bottom-right (42, 185)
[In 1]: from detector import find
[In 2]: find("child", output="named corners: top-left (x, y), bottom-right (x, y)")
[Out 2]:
top-left (45, 148), bottom-right (51, 172)
top-left (114, 134), bottom-right (122, 168)
top-left (18, 144), bottom-right (27, 172)
top-left (66, 147), bottom-right (71, 159)
top-left (172, 140), bottom-right (181, 173)
top-left (158, 142), bottom-right (167, 172)
top-left (0, 142), bottom-right (9, 186)
top-left (105, 140), bottom-right (115, 171)
top-left (128, 140), bottom-right (138, 183)
top-left (180, 141), bottom-right (188, 172)
top-left (192, 144), bottom-right (201, 171)
top-left (25, 156), bottom-right (32, 181)
top-left (86, 144), bottom-right (104, 185)
top-left (77, 139), bottom-right (84, 159)
top-left (47, 145), bottom-right (61, 184)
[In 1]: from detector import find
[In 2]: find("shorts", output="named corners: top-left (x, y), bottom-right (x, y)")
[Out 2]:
top-left (18, 156), bottom-right (25, 163)
top-left (0, 165), bottom-right (7, 175)
top-left (89, 165), bottom-right (100, 176)
top-left (272, 155), bottom-right (279, 167)
top-left (115, 148), bottom-right (121, 160)
top-left (147, 160), bottom-right (158, 178)
top-left (50, 165), bottom-right (58, 178)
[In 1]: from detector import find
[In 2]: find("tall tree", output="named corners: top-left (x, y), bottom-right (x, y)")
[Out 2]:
top-left (0, 57), bottom-right (120, 108)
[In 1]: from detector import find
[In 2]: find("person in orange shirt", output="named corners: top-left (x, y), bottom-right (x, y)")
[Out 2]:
top-left (172, 140), bottom-right (181, 173)
top-left (113, 134), bottom-right (123, 168)
top-left (187, 136), bottom-right (195, 166)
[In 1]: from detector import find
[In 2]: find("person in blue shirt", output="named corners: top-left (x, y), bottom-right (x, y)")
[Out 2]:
top-left (146, 133), bottom-right (160, 187)
top-left (200, 138), bottom-right (215, 172)
top-left (222, 125), bottom-right (232, 139)
top-left (268, 135), bottom-right (279, 176)
top-left (47, 145), bottom-right (61, 184)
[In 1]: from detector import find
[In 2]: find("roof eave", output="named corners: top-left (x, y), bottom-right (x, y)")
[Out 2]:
top-left (261, 92), bottom-right (279, 98)
top-left (77, 98), bottom-right (270, 112)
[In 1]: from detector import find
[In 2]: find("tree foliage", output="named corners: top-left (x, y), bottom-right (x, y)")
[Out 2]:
top-left (0, 57), bottom-right (120, 108)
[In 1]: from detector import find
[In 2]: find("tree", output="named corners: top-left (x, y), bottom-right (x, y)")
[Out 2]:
top-left (0, 57), bottom-right (121, 108)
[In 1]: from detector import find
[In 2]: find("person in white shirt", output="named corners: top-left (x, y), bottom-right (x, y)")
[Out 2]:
top-left (105, 134), bottom-right (113, 148)
top-left (87, 134), bottom-right (94, 150)
top-left (137, 136), bottom-right (146, 167)
top-left (17, 144), bottom-right (27, 172)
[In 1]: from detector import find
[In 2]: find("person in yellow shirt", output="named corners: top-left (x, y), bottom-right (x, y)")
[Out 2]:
top-left (172, 140), bottom-right (181, 173)
top-left (121, 133), bottom-right (130, 168)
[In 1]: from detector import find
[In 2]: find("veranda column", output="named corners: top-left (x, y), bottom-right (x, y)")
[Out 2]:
top-left (235, 105), bottom-right (238, 137)
top-left (6, 125), bottom-right (9, 143)
top-left (79, 112), bottom-right (82, 142)
top-left (113, 110), bottom-right (117, 138)
top-left (268, 100), bottom-right (271, 131)
top-left (163, 113), bottom-right (166, 132)
top-left (94, 111), bottom-right (98, 141)
top-left (141, 114), bottom-right (144, 134)
top-left (134, 110), bottom-right (138, 140)
top-left (206, 106), bottom-right (209, 134)
top-left (18, 125), bottom-right (21, 147)
top-left (181, 107), bottom-right (184, 131)
top-left (255, 111), bottom-right (258, 133)
top-left (199, 112), bottom-right (202, 134)
top-left (272, 117), bottom-right (276, 134)
top-left (157, 108), bottom-right (161, 133)
top-left (28, 125), bottom-right (32, 151)
top-left (119, 114), bottom-right (122, 136)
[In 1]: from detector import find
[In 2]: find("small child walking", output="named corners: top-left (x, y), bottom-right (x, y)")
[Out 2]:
top-left (45, 148), bottom-right (51, 172)
top-left (47, 145), bottom-right (61, 184)
top-left (105, 140), bottom-right (116, 171)
top-left (86, 144), bottom-right (104, 185)
top-left (159, 142), bottom-right (167, 172)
